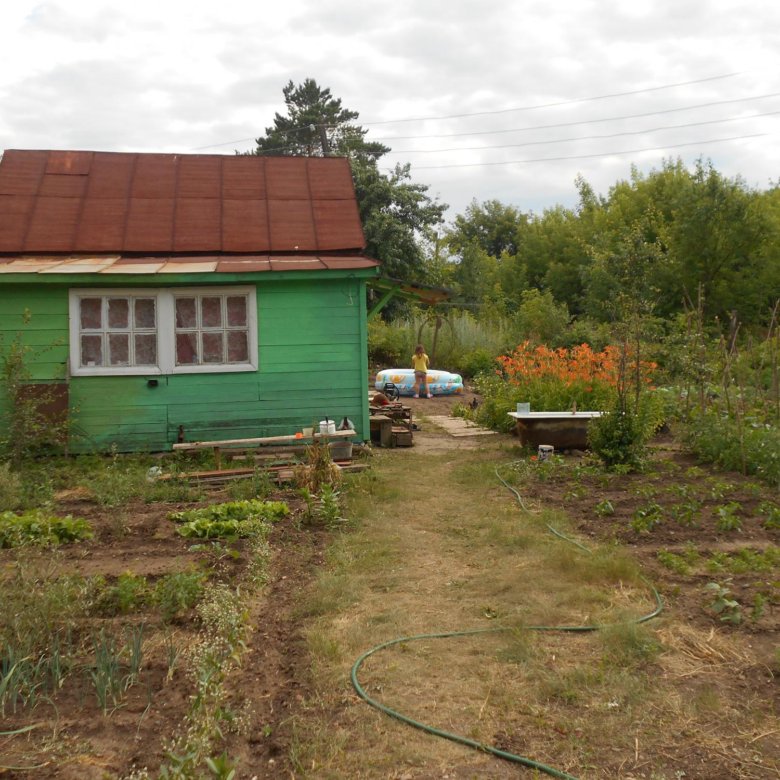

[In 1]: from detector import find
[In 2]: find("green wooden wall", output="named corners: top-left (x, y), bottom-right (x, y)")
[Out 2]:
top-left (0, 274), bottom-right (372, 453)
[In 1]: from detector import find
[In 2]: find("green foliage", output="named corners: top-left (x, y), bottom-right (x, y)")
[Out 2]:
top-left (705, 582), bottom-right (742, 625)
top-left (153, 571), bottom-right (206, 622)
top-left (168, 500), bottom-right (289, 540)
top-left (94, 573), bottom-right (150, 616)
top-left (368, 317), bottom-right (410, 368)
top-left (680, 409), bottom-right (780, 489)
top-left (594, 499), bottom-right (615, 516)
top-left (0, 323), bottom-right (71, 461)
top-left (0, 510), bottom-right (93, 547)
top-left (714, 502), bottom-right (743, 532)
top-left (657, 551), bottom-right (692, 574)
top-left (0, 462), bottom-right (22, 511)
top-left (588, 403), bottom-right (648, 472)
top-left (759, 501), bottom-right (780, 529)
top-left (515, 288), bottom-right (571, 345)
top-left (630, 502), bottom-right (664, 533)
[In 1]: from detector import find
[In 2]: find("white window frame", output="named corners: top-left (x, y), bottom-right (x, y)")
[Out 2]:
top-left (69, 287), bottom-right (258, 376)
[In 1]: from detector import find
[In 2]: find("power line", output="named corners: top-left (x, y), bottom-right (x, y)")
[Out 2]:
top-left (387, 110), bottom-right (780, 155)
top-left (372, 93), bottom-right (780, 142)
top-left (191, 72), bottom-right (747, 151)
top-left (361, 72), bottom-right (742, 125)
top-left (405, 133), bottom-right (767, 170)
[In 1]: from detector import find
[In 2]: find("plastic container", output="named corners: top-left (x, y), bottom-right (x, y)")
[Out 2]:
top-left (329, 441), bottom-right (353, 460)
top-left (537, 444), bottom-right (554, 461)
top-left (319, 419), bottom-right (336, 435)
top-left (516, 402), bottom-right (531, 414)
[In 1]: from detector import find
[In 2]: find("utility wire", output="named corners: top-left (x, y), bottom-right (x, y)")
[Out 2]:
top-left (361, 72), bottom-right (742, 125)
top-left (406, 133), bottom-right (767, 170)
top-left (372, 93), bottom-right (780, 142)
top-left (387, 110), bottom-right (780, 155)
top-left (191, 72), bottom-right (748, 151)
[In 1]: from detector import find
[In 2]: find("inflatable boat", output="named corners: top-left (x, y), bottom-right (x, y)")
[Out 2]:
top-left (375, 368), bottom-right (464, 397)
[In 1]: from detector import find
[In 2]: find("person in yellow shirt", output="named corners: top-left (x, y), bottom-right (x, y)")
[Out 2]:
top-left (411, 344), bottom-right (433, 398)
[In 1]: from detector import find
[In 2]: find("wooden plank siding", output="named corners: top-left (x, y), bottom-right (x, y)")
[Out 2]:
top-left (0, 277), bottom-right (372, 453)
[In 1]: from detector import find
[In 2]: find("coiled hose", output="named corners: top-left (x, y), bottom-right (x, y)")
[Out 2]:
top-left (350, 460), bottom-right (663, 780)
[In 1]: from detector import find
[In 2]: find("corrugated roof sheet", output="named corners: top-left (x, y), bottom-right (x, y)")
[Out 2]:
top-left (0, 150), bottom-right (367, 255)
top-left (0, 255), bottom-right (378, 275)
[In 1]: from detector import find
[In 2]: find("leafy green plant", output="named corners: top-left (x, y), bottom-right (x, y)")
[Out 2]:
top-left (758, 501), bottom-right (780, 529)
top-left (657, 550), bottom-right (691, 575)
top-left (669, 499), bottom-right (702, 527)
top-left (705, 582), bottom-right (742, 624)
top-left (154, 571), bottom-right (206, 622)
top-left (95, 573), bottom-right (150, 616)
top-left (0, 509), bottom-right (93, 547)
top-left (630, 502), bottom-right (664, 533)
top-left (594, 499), bottom-right (615, 516)
top-left (168, 500), bottom-right (288, 540)
top-left (715, 502), bottom-right (742, 532)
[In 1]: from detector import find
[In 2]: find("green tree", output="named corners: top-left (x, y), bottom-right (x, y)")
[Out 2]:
top-left (251, 79), bottom-right (446, 295)
top-left (251, 78), bottom-right (388, 162)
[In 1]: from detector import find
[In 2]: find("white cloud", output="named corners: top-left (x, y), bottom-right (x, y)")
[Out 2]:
top-left (1, 0), bottom-right (778, 218)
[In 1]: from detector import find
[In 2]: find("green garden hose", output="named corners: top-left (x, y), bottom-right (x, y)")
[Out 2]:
top-left (350, 460), bottom-right (663, 779)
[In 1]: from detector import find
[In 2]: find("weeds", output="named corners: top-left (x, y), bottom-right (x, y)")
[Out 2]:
top-left (630, 502), bottom-right (664, 533)
top-left (714, 502), bottom-right (743, 532)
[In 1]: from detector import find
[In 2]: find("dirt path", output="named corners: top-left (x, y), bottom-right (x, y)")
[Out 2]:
top-left (259, 406), bottom-right (778, 780)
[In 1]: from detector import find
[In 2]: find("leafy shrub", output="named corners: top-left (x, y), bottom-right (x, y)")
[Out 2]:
top-left (168, 499), bottom-right (289, 539)
top-left (368, 318), bottom-right (410, 368)
top-left (94, 573), bottom-right (150, 616)
top-left (680, 409), bottom-right (780, 489)
top-left (0, 510), bottom-right (93, 547)
top-left (153, 570), bottom-right (206, 621)
top-left (459, 347), bottom-right (498, 378)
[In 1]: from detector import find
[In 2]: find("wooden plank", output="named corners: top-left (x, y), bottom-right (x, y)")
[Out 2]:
top-left (173, 429), bottom-right (356, 451)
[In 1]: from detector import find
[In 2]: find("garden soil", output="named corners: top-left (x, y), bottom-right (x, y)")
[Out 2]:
top-left (1, 391), bottom-right (778, 779)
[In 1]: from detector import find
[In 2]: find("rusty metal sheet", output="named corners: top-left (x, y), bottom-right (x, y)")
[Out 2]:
top-left (174, 198), bottom-right (221, 251)
top-left (157, 261), bottom-right (218, 273)
top-left (321, 256), bottom-right (379, 270)
top-left (0, 194), bottom-right (35, 251)
top-left (0, 150), bottom-right (47, 195)
top-left (267, 200), bottom-right (316, 251)
top-left (222, 156), bottom-right (266, 199)
top-left (216, 258), bottom-right (272, 273)
top-left (77, 199), bottom-right (127, 251)
top-left (312, 199), bottom-right (364, 250)
top-left (124, 198), bottom-right (174, 251)
top-left (45, 151), bottom-right (92, 175)
top-left (101, 262), bottom-right (165, 274)
top-left (308, 158), bottom-right (356, 199)
top-left (178, 156), bottom-right (221, 199)
top-left (0, 258), bottom-right (61, 273)
top-left (0, 150), bottom-right (368, 257)
top-left (269, 257), bottom-right (325, 272)
top-left (24, 197), bottom-right (81, 252)
top-left (130, 154), bottom-right (177, 199)
top-left (86, 152), bottom-right (135, 198)
top-left (40, 257), bottom-right (116, 273)
top-left (266, 157), bottom-right (309, 200)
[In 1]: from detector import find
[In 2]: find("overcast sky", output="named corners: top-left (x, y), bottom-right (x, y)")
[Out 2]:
top-left (2, 0), bottom-right (779, 221)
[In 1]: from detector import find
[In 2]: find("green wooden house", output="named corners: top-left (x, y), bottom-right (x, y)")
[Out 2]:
top-left (0, 149), bottom-right (379, 452)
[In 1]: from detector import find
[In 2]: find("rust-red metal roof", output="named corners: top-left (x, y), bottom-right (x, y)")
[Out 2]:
top-left (0, 150), bottom-right (367, 256)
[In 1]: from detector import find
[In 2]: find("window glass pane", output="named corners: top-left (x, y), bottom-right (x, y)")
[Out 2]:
top-left (135, 298), bottom-right (156, 329)
top-left (201, 296), bottom-right (222, 328)
top-left (176, 332), bottom-right (199, 365)
top-left (107, 298), bottom-right (129, 329)
top-left (80, 298), bottom-right (102, 329)
top-left (227, 331), bottom-right (248, 363)
top-left (175, 298), bottom-right (197, 328)
top-left (226, 296), bottom-right (247, 327)
top-left (202, 332), bottom-right (224, 364)
top-left (81, 334), bottom-right (103, 367)
top-left (108, 333), bottom-right (129, 366)
top-left (135, 334), bottom-right (157, 365)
